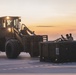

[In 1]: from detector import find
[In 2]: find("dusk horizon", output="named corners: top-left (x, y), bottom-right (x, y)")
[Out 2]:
top-left (0, 0), bottom-right (76, 40)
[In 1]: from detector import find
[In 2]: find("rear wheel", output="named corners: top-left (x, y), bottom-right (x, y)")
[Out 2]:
top-left (29, 41), bottom-right (39, 57)
top-left (29, 51), bottom-right (39, 57)
top-left (5, 39), bottom-right (21, 59)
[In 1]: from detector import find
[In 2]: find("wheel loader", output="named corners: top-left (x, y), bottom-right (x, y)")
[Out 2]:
top-left (0, 16), bottom-right (48, 59)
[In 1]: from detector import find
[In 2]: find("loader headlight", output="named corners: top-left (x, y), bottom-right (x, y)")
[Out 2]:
top-left (6, 16), bottom-right (10, 20)
top-left (8, 28), bottom-right (11, 32)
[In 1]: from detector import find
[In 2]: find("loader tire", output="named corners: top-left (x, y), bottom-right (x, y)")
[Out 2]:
top-left (29, 52), bottom-right (39, 57)
top-left (5, 39), bottom-right (21, 59)
top-left (29, 41), bottom-right (39, 57)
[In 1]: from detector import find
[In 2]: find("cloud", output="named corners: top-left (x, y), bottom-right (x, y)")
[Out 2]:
top-left (67, 29), bottom-right (76, 32)
top-left (36, 25), bottom-right (55, 27)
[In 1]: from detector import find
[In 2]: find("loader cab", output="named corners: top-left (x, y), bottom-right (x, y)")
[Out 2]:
top-left (0, 16), bottom-right (21, 40)
top-left (0, 16), bottom-right (21, 29)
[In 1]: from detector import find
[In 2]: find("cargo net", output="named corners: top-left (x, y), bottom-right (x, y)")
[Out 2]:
top-left (54, 33), bottom-right (74, 42)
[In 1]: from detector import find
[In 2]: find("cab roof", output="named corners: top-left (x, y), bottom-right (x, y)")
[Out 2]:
top-left (0, 16), bottom-right (20, 19)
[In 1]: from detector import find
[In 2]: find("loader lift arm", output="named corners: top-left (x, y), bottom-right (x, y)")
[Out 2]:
top-left (21, 24), bottom-right (35, 35)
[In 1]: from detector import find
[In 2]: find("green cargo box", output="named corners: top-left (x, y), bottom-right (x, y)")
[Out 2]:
top-left (39, 41), bottom-right (76, 62)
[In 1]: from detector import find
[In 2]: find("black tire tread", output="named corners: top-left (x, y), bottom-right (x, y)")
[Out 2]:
top-left (5, 39), bottom-right (21, 59)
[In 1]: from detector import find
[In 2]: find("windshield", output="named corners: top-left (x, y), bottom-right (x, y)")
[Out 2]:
top-left (0, 17), bottom-right (21, 29)
top-left (7, 19), bottom-right (13, 26)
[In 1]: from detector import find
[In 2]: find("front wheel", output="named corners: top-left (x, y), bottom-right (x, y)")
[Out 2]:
top-left (5, 39), bottom-right (21, 59)
top-left (29, 41), bottom-right (39, 57)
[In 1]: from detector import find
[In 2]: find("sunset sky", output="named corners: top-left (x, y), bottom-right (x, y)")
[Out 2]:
top-left (0, 0), bottom-right (76, 40)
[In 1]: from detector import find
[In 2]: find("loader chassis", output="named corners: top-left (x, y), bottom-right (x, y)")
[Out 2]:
top-left (0, 16), bottom-right (48, 59)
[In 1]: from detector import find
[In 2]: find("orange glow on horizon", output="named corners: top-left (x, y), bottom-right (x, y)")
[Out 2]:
top-left (0, 0), bottom-right (76, 40)
top-left (28, 22), bottom-right (76, 40)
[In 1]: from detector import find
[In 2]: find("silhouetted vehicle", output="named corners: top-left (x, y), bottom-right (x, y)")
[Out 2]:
top-left (0, 16), bottom-right (48, 59)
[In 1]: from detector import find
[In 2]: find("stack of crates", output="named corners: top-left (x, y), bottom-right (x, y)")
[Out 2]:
top-left (39, 41), bottom-right (76, 62)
